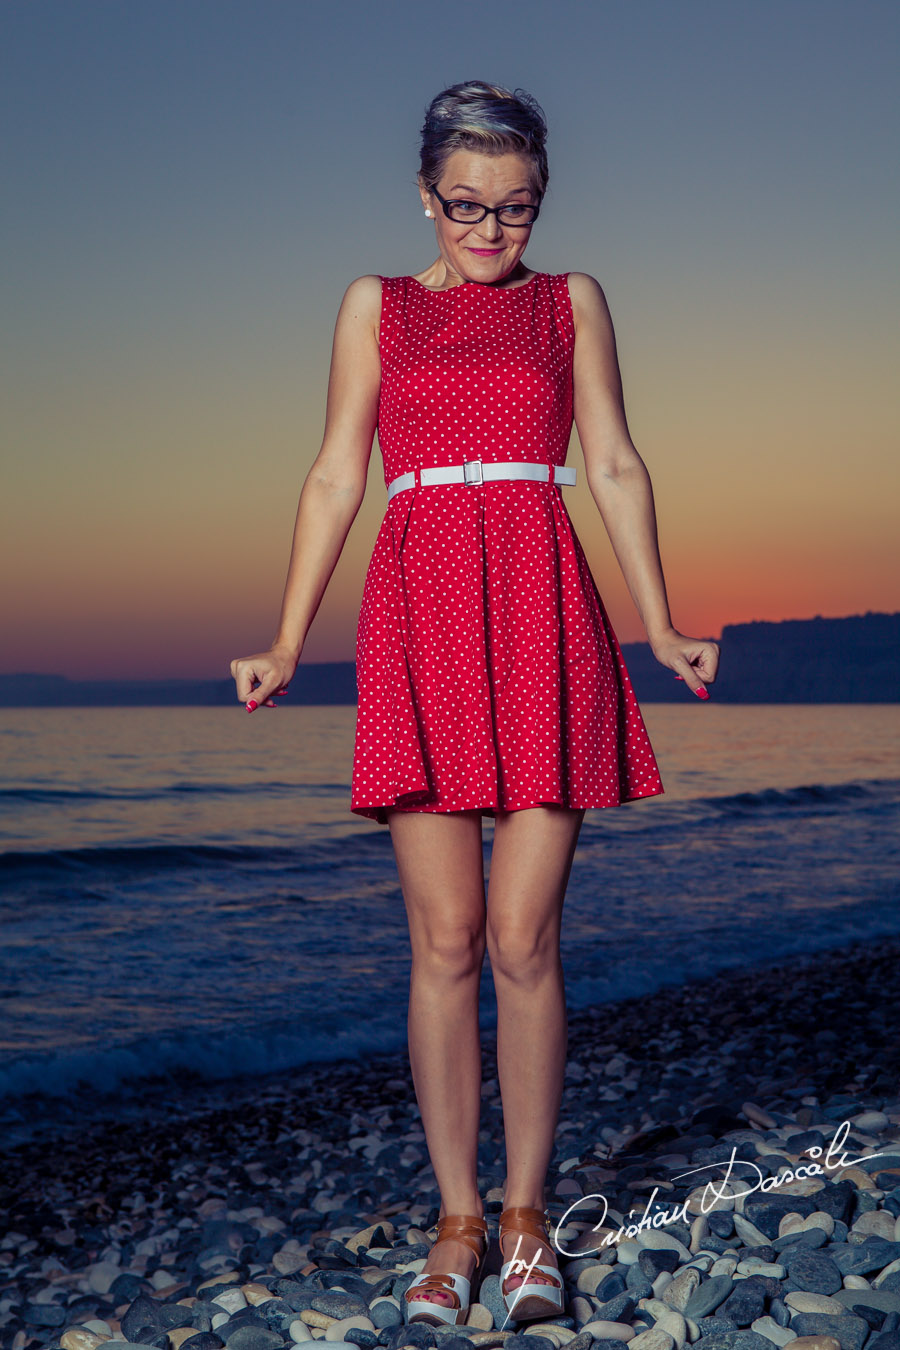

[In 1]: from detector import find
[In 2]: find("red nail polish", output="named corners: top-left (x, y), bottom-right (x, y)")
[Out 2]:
top-left (695, 687), bottom-right (709, 700)
top-left (246, 700), bottom-right (258, 712)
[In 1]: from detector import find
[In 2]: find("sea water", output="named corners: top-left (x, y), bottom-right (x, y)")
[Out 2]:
top-left (1, 705), bottom-right (897, 1144)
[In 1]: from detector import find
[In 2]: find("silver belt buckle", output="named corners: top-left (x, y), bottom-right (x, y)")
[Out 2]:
top-left (462, 456), bottom-right (483, 486)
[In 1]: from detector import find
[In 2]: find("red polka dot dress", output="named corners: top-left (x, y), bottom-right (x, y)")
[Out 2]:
top-left (350, 272), bottom-right (665, 824)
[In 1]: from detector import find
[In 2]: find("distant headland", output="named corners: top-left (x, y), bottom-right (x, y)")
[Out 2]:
top-left (2, 611), bottom-right (897, 706)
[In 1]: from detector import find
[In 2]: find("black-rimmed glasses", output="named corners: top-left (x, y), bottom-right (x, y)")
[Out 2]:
top-left (430, 184), bottom-right (541, 227)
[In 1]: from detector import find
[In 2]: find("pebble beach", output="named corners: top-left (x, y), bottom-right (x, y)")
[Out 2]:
top-left (3, 935), bottom-right (899, 1350)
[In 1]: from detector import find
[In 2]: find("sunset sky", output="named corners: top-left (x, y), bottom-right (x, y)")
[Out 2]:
top-left (3, 0), bottom-right (898, 680)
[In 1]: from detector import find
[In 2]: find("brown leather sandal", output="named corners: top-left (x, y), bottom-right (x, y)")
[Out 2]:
top-left (404, 1212), bottom-right (489, 1326)
top-left (499, 1204), bottom-right (565, 1321)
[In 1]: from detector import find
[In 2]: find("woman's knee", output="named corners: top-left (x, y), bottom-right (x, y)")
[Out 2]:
top-left (486, 921), bottom-right (560, 984)
top-left (414, 921), bottom-right (486, 979)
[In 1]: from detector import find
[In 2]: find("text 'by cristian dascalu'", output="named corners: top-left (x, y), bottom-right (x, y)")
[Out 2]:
top-left (549, 1119), bottom-right (889, 1256)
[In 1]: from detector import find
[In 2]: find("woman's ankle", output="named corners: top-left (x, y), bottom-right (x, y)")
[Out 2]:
top-left (501, 1196), bottom-right (548, 1213)
top-left (437, 1201), bottom-right (485, 1221)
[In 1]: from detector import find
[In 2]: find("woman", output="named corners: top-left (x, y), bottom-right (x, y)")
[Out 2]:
top-left (231, 80), bottom-right (719, 1329)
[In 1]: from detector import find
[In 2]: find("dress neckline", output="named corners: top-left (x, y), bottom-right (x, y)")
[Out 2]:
top-left (406, 272), bottom-right (543, 295)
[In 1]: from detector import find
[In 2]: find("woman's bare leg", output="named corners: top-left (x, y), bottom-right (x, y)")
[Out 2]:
top-left (486, 805), bottom-right (585, 1289)
top-left (386, 806), bottom-right (488, 1307)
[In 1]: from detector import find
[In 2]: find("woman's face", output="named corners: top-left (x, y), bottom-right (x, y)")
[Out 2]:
top-left (419, 148), bottom-right (540, 284)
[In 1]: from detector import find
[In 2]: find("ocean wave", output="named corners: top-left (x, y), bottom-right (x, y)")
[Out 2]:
top-left (0, 841), bottom-right (286, 875)
top-left (2, 777), bottom-right (896, 870)
top-left (0, 1014), bottom-right (410, 1104)
top-left (4, 920), bottom-right (900, 1139)
top-left (581, 775), bottom-right (899, 839)
top-left (705, 777), bottom-right (898, 815)
top-left (0, 780), bottom-right (347, 805)
top-left (0, 1013), bottom-right (415, 1147)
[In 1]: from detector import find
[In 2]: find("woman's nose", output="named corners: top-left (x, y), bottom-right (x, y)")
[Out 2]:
top-left (476, 214), bottom-right (503, 241)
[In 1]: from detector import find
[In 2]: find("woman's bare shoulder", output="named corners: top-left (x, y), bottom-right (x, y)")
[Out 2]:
top-left (564, 272), bottom-right (613, 333)
top-left (565, 271), bottom-right (608, 305)
top-left (338, 273), bottom-right (384, 316)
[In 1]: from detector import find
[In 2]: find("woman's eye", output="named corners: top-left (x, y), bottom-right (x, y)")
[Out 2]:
top-left (456, 201), bottom-right (479, 213)
top-left (503, 205), bottom-right (527, 217)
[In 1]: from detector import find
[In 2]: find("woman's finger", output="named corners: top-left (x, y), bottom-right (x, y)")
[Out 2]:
top-left (235, 664), bottom-right (262, 703)
top-left (670, 651), bottom-right (711, 699)
top-left (247, 681), bottom-right (277, 710)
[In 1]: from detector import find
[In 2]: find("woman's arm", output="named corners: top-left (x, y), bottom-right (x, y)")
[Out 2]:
top-left (567, 271), bottom-right (719, 696)
top-left (231, 273), bottom-right (383, 710)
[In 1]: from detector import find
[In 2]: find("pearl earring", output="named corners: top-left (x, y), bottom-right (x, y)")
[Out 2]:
top-left (424, 208), bottom-right (433, 217)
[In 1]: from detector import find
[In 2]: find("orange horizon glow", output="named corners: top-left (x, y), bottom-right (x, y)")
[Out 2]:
top-left (3, 4), bottom-right (898, 681)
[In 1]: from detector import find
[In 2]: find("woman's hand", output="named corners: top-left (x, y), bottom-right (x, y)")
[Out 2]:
top-left (649, 628), bottom-right (720, 700)
top-left (230, 644), bottom-right (299, 712)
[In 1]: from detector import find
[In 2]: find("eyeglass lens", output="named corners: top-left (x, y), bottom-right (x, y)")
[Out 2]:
top-left (448, 202), bottom-right (537, 225)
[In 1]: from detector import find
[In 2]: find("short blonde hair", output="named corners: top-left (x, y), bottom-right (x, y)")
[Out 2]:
top-left (419, 80), bottom-right (549, 198)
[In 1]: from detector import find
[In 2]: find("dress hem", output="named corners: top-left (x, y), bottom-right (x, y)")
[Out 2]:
top-left (350, 783), bottom-right (665, 825)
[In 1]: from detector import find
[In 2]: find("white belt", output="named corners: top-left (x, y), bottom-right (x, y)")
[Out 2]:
top-left (387, 458), bottom-right (576, 502)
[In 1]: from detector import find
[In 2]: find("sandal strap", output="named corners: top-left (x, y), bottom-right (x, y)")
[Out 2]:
top-left (500, 1259), bottom-right (563, 1290)
top-left (405, 1271), bottom-right (465, 1308)
top-left (499, 1204), bottom-right (552, 1245)
top-left (433, 1212), bottom-right (489, 1263)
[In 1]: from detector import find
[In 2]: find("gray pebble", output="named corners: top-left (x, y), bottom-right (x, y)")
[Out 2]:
top-left (830, 1238), bottom-right (900, 1277)
top-left (788, 1312), bottom-right (870, 1350)
top-left (563, 1335), bottom-right (596, 1350)
top-left (477, 1273), bottom-right (508, 1330)
top-left (768, 1298), bottom-right (790, 1328)
top-left (21, 1305), bottom-right (67, 1328)
top-left (221, 1326), bottom-right (285, 1350)
top-left (717, 1281), bottom-right (766, 1328)
top-left (780, 1247), bottom-right (843, 1296)
top-left (311, 1293), bottom-right (373, 1320)
top-left (120, 1294), bottom-right (165, 1342)
top-left (380, 1244), bottom-right (431, 1268)
top-left (833, 1290), bottom-right (900, 1316)
top-left (346, 1331), bottom-right (381, 1347)
top-left (595, 1294), bottom-right (636, 1324)
top-left (771, 1228), bottom-right (829, 1254)
top-left (595, 1274), bottom-right (628, 1303)
top-left (683, 1276), bottom-right (735, 1320)
top-left (370, 1299), bottom-right (404, 1328)
top-left (692, 1321), bottom-right (738, 1337)
top-left (382, 1324), bottom-right (435, 1348)
top-left (867, 1336), bottom-right (900, 1350)
top-left (687, 1333), bottom-right (776, 1350)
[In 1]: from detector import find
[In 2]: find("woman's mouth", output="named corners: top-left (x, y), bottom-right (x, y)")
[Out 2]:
top-left (467, 247), bottom-right (504, 256)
